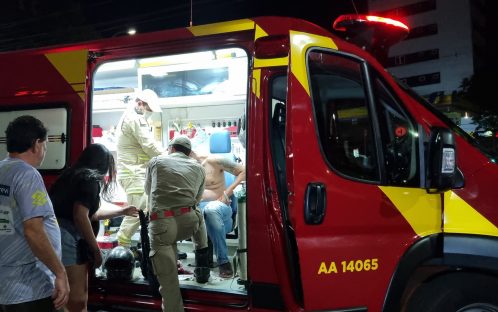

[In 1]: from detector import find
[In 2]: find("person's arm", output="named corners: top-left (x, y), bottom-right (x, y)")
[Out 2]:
top-left (195, 167), bottom-right (206, 204)
top-left (144, 158), bottom-right (154, 197)
top-left (190, 150), bottom-right (208, 164)
top-left (215, 157), bottom-right (246, 197)
top-left (24, 217), bottom-right (69, 309)
top-left (73, 203), bottom-right (102, 268)
top-left (132, 117), bottom-right (163, 157)
top-left (91, 200), bottom-right (138, 221)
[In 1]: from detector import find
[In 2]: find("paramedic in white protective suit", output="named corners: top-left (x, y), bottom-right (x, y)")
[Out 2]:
top-left (116, 89), bottom-right (164, 247)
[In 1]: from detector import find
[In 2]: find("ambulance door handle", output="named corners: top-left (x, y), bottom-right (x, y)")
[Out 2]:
top-left (304, 183), bottom-right (326, 225)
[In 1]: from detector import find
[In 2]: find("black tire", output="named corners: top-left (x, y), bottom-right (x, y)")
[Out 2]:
top-left (405, 272), bottom-right (498, 312)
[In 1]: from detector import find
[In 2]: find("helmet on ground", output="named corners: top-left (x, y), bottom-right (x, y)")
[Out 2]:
top-left (104, 246), bottom-right (135, 281)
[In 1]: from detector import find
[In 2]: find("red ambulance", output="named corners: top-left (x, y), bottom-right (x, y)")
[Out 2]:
top-left (1, 14), bottom-right (498, 312)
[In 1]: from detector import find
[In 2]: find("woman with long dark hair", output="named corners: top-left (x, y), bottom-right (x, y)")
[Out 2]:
top-left (50, 143), bottom-right (138, 312)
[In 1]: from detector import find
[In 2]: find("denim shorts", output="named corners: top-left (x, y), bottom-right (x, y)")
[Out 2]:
top-left (59, 220), bottom-right (87, 266)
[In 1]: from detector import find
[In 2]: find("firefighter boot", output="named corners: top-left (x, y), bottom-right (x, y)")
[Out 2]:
top-left (194, 247), bottom-right (210, 283)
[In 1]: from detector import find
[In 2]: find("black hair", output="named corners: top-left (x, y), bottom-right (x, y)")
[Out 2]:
top-left (72, 143), bottom-right (116, 202)
top-left (5, 115), bottom-right (47, 153)
top-left (172, 144), bottom-right (191, 156)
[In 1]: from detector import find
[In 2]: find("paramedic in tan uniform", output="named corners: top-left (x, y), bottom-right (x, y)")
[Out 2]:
top-left (145, 135), bottom-right (210, 312)
top-left (116, 89), bottom-right (163, 247)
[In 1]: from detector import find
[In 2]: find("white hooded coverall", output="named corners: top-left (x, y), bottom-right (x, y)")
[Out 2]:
top-left (116, 108), bottom-right (162, 247)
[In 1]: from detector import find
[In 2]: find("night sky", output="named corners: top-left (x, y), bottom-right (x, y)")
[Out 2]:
top-left (0, 0), bottom-right (367, 52)
top-left (1, 0), bottom-right (496, 75)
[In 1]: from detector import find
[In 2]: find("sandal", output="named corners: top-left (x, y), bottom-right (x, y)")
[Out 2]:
top-left (219, 262), bottom-right (233, 278)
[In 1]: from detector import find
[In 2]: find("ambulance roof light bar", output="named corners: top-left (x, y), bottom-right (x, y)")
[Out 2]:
top-left (333, 14), bottom-right (409, 32)
top-left (332, 14), bottom-right (410, 66)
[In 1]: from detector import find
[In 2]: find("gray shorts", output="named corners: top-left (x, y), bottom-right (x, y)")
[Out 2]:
top-left (59, 220), bottom-right (88, 266)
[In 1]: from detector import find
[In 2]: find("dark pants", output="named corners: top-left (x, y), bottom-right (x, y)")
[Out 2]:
top-left (0, 296), bottom-right (62, 312)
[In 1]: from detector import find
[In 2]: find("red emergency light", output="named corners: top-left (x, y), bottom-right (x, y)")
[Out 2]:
top-left (332, 14), bottom-right (410, 66)
top-left (333, 15), bottom-right (409, 32)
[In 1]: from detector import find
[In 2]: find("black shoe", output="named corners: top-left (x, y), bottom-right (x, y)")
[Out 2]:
top-left (177, 250), bottom-right (187, 260)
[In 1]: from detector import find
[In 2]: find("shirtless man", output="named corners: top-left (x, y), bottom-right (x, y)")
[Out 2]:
top-left (191, 151), bottom-right (245, 278)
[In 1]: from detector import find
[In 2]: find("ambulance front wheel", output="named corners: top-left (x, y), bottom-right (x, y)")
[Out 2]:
top-left (405, 272), bottom-right (498, 312)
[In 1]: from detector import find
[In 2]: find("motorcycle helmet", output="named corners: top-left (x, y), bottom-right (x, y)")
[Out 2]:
top-left (104, 246), bottom-right (135, 281)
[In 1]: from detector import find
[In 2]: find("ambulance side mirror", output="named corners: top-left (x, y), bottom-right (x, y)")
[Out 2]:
top-left (426, 127), bottom-right (464, 193)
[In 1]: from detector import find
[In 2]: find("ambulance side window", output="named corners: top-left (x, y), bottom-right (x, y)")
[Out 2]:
top-left (0, 107), bottom-right (68, 170)
top-left (270, 74), bottom-right (288, 205)
top-left (373, 75), bottom-right (419, 186)
top-left (309, 50), bottom-right (380, 182)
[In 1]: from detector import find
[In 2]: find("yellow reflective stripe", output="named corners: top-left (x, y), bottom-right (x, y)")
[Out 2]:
top-left (72, 83), bottom-right (85, 92)
top-left (254, 24), bottom-right (268, 40)
top-left (137, 155), bottom-right (150, 161)
top-left (118, 168), bottom-right (134, 175)
top-left (117, 233), bottom-right (132, 247)
top-left (444, 191), bottom-right (498, 236)
top-left (290, 31), bottom-right (338, 96)
top-left (379, 186), bottom-right (442, 237)
top-left (126, 187), bottom-right (144, 194)
top-left (120, 146), bottom-right (143, 151)
top-left (188, 19), bottom-right (254, 37)
top-left (254, 56), bottom-right (288, 68)
top-left (45, 49), bottom-right (88, 101)
top-left (251, 69), bottom-right (261, 100)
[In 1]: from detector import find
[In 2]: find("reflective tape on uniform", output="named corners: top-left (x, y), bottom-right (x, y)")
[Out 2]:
top-left (126, 187), bottom-right (144, 195)
top-left (137, 154), bottom-right (150, 162)
top-left (117, 168), bottom-right (134, 179)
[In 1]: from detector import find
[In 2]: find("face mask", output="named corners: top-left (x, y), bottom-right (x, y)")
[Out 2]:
top-left (143, 111), bottom-right (152, 119)
top-left (135, 106), bottom-right (144, 115)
